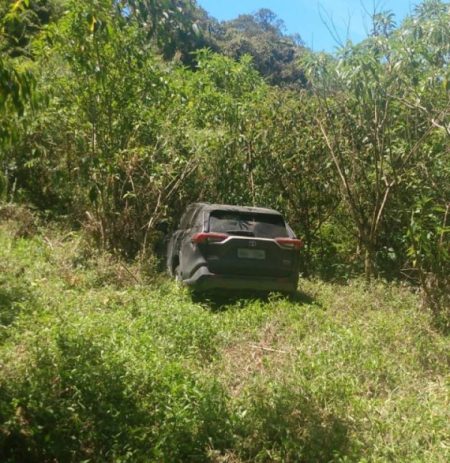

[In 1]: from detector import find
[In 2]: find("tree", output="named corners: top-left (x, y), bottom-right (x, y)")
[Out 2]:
top-left (0, 0), bottom-right (65, 57)
top-left (122, 0), bottom-right (218, 66)
top-left (217, 9), bottom-right (307, 88)
top-left (0, 1), bottom-right (42, 200)
top-left (304, 3), bottom-right (449, 280)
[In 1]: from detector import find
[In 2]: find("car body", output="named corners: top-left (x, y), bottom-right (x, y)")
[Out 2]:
top-left (167, 203), bottom-right (302, 293)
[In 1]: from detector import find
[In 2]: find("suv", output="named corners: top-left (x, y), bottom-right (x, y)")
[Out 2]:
top-left (167, 203), bottom-right (302, 293)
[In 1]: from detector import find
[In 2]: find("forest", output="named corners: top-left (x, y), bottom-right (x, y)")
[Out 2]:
top-left (0, 0), bottom-right (449, 461)
top-left (1, 0), bottom-right (449, 310)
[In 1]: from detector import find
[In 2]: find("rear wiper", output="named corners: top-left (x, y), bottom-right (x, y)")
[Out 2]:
top-left (226, 230), bottom-right (255, 237)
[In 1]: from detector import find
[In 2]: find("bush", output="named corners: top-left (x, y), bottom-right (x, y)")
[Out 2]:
top-left (0, 224), bottom-right (448, 462)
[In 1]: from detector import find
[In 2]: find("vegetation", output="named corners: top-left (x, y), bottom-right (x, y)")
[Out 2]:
top-left (0, 0), bottom-right (449, 459)
top-left (215, 8), bottom-right (307, 87)
top-left (1, 1), bottom-right (447, 298)
top-left (0, 213), bottom-right (448, 462)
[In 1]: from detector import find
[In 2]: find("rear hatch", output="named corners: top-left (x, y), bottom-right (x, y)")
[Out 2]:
top-left (202, 210), bottom-right (299, 277)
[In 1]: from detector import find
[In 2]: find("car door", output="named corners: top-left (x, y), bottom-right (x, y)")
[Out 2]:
top-left (178, 207), bottom-right (204, 279)
top-left (167, 206), bottom-right (195, 275)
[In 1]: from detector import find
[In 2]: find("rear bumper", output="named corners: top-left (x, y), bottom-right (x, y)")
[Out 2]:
top-left (183, 266), bottom-right (298, 292)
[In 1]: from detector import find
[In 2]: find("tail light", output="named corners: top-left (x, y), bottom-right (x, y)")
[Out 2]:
top-left (191, 232), bottom-right (228, 244)
top-left (275, 238), bottom-right (304, 250)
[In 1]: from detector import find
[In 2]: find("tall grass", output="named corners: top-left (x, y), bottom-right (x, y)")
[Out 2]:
top-left (0, 217), bottom-right (448, 462)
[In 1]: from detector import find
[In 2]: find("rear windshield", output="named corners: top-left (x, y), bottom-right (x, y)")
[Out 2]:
top-left (209, 211), bottom-right (288, 238)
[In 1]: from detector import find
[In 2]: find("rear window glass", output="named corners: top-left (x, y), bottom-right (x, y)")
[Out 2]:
top-left (209, 211), bottom-right (288, 238)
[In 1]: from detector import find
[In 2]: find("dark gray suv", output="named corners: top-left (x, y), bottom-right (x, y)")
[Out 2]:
top-left (167, 203), bottom-right (303, 293)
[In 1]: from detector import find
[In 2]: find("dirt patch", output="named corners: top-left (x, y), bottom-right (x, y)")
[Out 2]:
top-left (219, 321), bottom-right (295, 396)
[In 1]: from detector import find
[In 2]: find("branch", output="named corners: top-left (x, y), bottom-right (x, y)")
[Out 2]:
top-left (439, 203), bottom-right (449, 248)
top-left (249, 344), bottom-right (289, 354)
top-left (316, 117), bottom-right (361, 228)
top-left (318, 3), bottom-right (345, 49)
top-left (372, 180), bottom-right (394, 238)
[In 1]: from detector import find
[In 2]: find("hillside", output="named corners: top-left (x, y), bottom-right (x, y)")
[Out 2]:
top-left (1, 212), bottom-right (448, 462)
top-left (0, 1), bottom-right (449, 460)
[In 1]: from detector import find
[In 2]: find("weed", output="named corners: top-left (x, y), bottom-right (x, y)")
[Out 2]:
top-left (0, 223), bottom-right (448, 462)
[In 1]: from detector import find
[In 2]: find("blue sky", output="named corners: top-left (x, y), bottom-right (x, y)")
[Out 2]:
top-left (196, 0), bottom-right (419, 52)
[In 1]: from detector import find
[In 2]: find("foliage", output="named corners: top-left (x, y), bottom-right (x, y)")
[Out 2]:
top-left (0, 1), bottom-right (448, 459)
top-left (0, 56), bottom-right (36, 201)
top-left (0, 0), bottom-right (65, 58)
top-left (217, 8), bottom-right (307, 88)
top-left (0, 220), bottom-right (448, 462)
top-left (407, 197), bottom-right (449, 327)
top-left (303, 1), bottom-right (449, 289)
top-left (0, 0), bottom-right (449, 311)
top-left (123, 0), bottom-right (218, 66)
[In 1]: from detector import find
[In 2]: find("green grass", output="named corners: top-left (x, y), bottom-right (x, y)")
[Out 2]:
top-left (0, 219), bottom-right (448, 462)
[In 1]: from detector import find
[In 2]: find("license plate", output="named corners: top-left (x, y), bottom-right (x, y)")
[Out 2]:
top-left (237, 248), bottom-right (266, 259)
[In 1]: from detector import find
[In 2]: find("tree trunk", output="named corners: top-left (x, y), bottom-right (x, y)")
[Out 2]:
top-left (364, 244), bottom-right (375, 283)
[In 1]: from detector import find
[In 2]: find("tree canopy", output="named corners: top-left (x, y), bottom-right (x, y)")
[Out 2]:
top-left (0, 0), bottom-right (448, 315)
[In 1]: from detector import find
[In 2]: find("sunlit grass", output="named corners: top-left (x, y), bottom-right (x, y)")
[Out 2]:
top-left (0, 223), bottom-right (448, 462)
